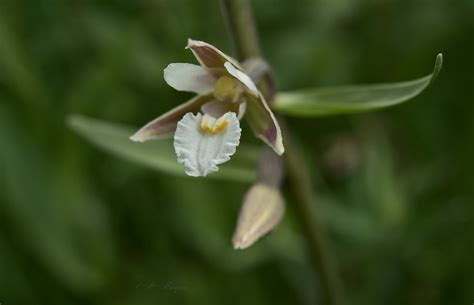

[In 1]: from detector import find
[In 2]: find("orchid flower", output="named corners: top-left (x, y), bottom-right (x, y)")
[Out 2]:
top-left (130, 39), bottom-right (284, 177)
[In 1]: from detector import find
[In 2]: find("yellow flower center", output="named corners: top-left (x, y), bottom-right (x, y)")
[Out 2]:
top-left (213, 75), bottom-right (243, 102)
top-left (200, 114), bottom-right (230, 135)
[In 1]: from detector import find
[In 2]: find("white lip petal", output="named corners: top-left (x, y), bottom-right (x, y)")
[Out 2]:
top-left (224, 61), bottom-right (258, 94)
top-left (164, 63), bottom-right (216, 94)
top-left (174, 112), bottom-right (241, 177)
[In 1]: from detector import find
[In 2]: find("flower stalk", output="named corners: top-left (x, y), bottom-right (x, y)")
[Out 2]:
top-left (220, 0), bottom-right (344, 304)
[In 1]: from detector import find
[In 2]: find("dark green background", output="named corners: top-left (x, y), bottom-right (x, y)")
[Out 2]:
top-left (0, 0), bottom-right (473, 304)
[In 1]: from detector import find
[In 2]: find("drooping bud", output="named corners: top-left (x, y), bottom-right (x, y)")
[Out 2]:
top-left (232, 183), bottom-right (285, 249)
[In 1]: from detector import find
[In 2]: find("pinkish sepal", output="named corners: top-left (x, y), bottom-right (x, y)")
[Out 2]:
top-left (130, 94), bottom-right (213, 142)
top-left (186, 38), bottom-right (243, 70)
top-left (245, 92), bottom-right (284, 155)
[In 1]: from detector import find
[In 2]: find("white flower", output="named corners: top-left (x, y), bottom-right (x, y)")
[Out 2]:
top-left (130, 39), bottom-right (284, 177)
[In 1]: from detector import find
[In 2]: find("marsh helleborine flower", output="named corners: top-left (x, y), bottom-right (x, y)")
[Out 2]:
top-left (130, 39), bottom-right (284, 176)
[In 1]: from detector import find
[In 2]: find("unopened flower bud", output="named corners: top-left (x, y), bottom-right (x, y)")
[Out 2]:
top-left (232, 183), bottom-right (285, 249)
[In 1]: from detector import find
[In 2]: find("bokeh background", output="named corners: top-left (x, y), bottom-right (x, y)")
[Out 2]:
top-left (1, 0), bottom-right (473, 304)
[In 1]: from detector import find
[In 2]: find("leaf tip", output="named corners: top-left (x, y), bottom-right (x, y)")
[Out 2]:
top-left (431, 53), bottom-right (443, 82)
top-left (66, 114), bottom-right (83, 131)
top-left (433, 53), bottom-right (443, 77)
top-left (129, 134), bottom-right (144, 142)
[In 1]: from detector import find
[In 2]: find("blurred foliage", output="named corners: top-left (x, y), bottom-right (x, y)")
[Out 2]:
top-left (0, 0), bottom-right (473, 305)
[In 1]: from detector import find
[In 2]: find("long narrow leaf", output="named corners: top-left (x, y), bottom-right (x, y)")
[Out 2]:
top-left (273, 54), bottom-right (443, 116)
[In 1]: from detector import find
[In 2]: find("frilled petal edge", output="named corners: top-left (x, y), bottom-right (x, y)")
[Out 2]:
top-left (174, 112), bottom-right (241, 177)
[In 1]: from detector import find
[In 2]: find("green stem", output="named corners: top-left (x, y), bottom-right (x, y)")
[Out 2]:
top-left (282, 125), bottom-right (344, 305)
top-left (220, 1), bottom-right (344, 304)
top-left (221, 0), bottom-right (261, 59)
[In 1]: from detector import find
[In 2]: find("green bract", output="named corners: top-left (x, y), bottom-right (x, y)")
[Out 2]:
top-left (272, 54), bottom-right (443, 116)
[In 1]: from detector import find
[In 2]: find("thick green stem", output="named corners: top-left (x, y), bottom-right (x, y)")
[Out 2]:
top-left (220, 1), bottom-right (344, 304)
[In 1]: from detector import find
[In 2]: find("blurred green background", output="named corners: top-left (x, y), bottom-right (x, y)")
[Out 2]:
top-left (0, 0), bottom-right (473, 304)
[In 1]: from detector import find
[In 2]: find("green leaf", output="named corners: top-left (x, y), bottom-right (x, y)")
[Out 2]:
top-left (272, 54), bottom-right (443, 116)
top-left (67, 115), bottom-right (258, 183)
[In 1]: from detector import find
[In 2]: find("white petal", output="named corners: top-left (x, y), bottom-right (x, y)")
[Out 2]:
top-left (224, 61), bottom-right (258, 94)
top-left (174, 112), bottom-right (241, 177)
top-left (237, 101), bottom-right (247, 120)
top-left (164, 63), bottom-right (215, 94)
